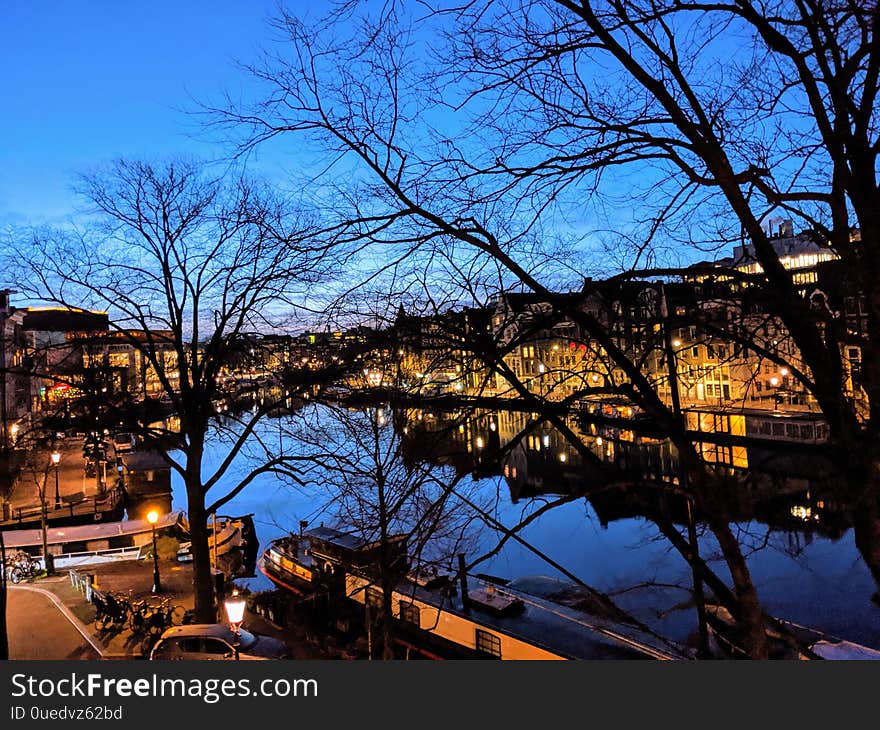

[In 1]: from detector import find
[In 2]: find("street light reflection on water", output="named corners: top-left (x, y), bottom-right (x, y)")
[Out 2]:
top-left (168, 403), bottom-right (880, 649)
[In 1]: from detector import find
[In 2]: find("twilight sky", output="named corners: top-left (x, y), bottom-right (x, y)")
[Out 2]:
top-left (0, 1), bottom-right (314, 227)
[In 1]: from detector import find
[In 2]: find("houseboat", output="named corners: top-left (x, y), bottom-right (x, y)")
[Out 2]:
top-left (345, 571), bottom-right (691, 660)
top-left (0, 511), bottom-right (189, 570)
top-left (705, 604), bottom-right (880, 660)
top-left (1, 511), bottom-right (256, 572)
top-left (176, 513), bottom-right (256, 564)
top-left (259, 525), bottom-right (407, 595)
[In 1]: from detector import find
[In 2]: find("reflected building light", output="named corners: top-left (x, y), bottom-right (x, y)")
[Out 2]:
top-left (459, 424), bottom-right (465, 433)
top-left (476, 436), bottom-right (484, 449)
top-left (542, 434), bottom-right (550, 448)
top-left (538, 363), bottom-right (545, 374)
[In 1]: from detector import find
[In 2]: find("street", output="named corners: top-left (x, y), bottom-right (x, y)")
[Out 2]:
top-left (7, 586), bottom-right (100, 660)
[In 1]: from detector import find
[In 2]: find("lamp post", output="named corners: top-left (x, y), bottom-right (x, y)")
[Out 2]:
top-left (146, 510), bottom-right (161, 593)
top-left (224, 589), bottom-right (246, 657)
top-left (51, 451), bottom-right (61, 510)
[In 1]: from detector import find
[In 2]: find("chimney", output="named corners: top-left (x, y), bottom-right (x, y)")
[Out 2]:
top-left (781, 219), bottom-right (793, 237)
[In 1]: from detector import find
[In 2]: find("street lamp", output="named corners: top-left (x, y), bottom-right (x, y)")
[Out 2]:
top-left (51, 451), bottom-right (61, 510)
top-left (224, 589), bottom-right (246, 654)
top-left (146, 510), bottom-right (162, 593)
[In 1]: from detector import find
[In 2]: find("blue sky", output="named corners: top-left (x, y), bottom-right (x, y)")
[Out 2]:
top-left (0, 1), bottom-right (309, 226)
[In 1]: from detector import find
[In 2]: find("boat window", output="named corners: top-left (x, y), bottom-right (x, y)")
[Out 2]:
top-left (475, 629), bottom-right (502, 659)
top-left (399, 602), bottom-right (420, 627)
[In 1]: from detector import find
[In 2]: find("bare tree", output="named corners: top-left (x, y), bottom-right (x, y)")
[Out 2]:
top-left (206, 0), bottom-right (879, 656)
top-left (283, 401), bottom-right (483, 658)
top-left (7, 159), bottom-right (325, 621)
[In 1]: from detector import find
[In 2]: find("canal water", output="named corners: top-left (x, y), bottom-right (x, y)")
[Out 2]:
top-left (169, 402), bottom-right (880, 649)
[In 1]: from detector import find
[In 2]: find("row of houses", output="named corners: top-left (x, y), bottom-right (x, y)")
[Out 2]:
top-left (373, 223), bottom-right (864, 417)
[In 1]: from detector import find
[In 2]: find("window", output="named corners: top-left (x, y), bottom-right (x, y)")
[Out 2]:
top-left (399, 602), bottom-right (420, 627)
top-left (475, 629), bottom-right (502, 658)
top-left (202, 638), bottom-right (233, 656)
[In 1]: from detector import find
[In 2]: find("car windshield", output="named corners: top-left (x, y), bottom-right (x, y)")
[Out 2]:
top-left (237, 629), bottom-right (257, 650)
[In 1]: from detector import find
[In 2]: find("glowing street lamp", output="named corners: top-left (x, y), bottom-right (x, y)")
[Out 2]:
top-left (51, 451), bottom-right (61, 509)
top-left (146, 510), bottom-right (162, 593)
top-left (224, 589), bottom-right (247, 638)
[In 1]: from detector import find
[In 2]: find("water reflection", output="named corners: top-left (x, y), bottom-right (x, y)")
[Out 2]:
top-left (177, 399), bottom-right (880, 656)
top-left (390, 405), bottom-right (880, 655)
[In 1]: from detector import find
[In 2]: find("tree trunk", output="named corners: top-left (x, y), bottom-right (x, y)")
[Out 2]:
top-left (187, 487), bottom-right (215, 623)
top-left (41, 502), bottom-right (53, 576)
top-left (852, 465), bottom-right (880, 604)
top-left (712, 521), bottom-right (769, 659)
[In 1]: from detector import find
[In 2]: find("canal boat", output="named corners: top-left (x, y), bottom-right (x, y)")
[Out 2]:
top-left (345, 571), bottom-right (692, 660)
top-left (0, 511), bottom-right (189, 570)
top-left (176, 514), bottom-right (255, 564)
top-left (258, 525), bottom-right (408, 595)
top-left (704, 604), bottom-right (880, 660)
top-left (1, 511), bottom-right (256, 573)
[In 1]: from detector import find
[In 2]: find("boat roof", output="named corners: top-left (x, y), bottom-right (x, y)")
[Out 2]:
top-left (120, 452), bottom-right (170, 471)
top-left (0, 511), bottom-right (185, 549)
top-left (812, 640), bottom-right (880, 660)
top-left (392, 574), bottom-right (691, 660)
top-left (305, 525), bottom-right (368, 551)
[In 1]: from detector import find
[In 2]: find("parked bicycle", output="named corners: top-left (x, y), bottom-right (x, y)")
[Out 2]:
top-left (3, 550), bottom-right (42, 584)
top-left (127, 596), bottom-right (187, 655)
top-left (92, 591), bottom-right (131, 633)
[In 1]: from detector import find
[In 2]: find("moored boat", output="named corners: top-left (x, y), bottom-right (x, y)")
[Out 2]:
top-left (0, 511), bottom-right (188, 570)
top-left (258, 525), bottom-right (407, 595)
top-left (345, 570), bottom-right (692, 660)
top-left (705, 604), bottom-right (880, 659)
top-left (176, 514), bottom-right (255, 563)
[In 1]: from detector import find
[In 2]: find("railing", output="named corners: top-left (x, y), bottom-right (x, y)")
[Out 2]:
top-left (68, 568), bottom-right (96, 602)
top-left (2, 488), bottom-right (123, 527)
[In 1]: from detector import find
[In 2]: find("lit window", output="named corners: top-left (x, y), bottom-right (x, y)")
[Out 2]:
top-left (399, 602), bottom-right (420, 627)
top-left (475, 629), bottom-right (502, 658)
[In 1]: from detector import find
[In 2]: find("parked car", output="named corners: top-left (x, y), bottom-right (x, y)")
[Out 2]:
top-left (149, 624), bottom-right (291, 660)
top-left (113, 432), bottom-right (134, 453)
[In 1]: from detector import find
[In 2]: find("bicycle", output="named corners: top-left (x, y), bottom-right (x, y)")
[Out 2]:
top-left (92, 591), bottom-right (130, 633)
top-left (128, 596), bottom-right (186, 656)
top-left (4, 551), bottom-right (42, 584)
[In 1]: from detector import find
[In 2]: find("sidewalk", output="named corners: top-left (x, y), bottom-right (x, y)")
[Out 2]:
top-left (2, 436), bottom-right (121, 526)
top-left (7, 558), bottom-right (336, 660)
